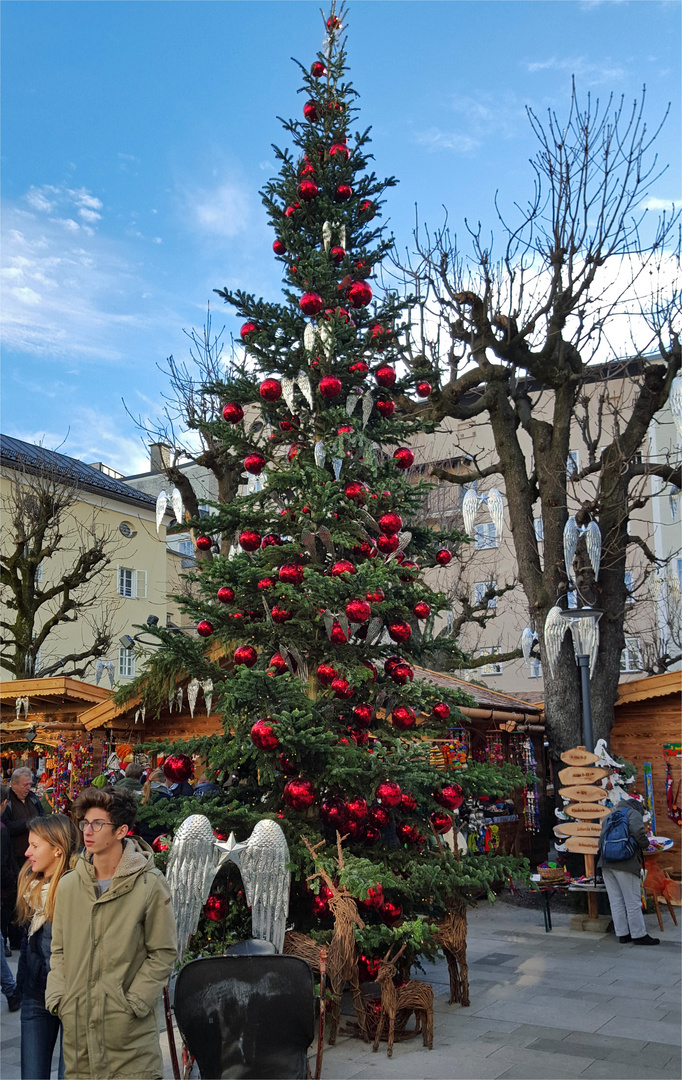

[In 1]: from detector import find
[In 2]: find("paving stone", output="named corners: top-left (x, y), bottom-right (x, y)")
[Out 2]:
top-left (476, 1024), bottom-right (574, 1048)
top-left (578, 979), bottom-right (667, 1001)
top-left (473, 998), bottom-right (618, 1034)
top-left (526, 1037), bottom-right (612, 1060)
top-left (562, 1030), bottom-right (648, 1053)
top-left (595, 1016), bottom-right (682, 1046)
top-left (601, 996), bottom-right (677, 1020)
top-left (659, 1009), bottom-right (682, 1024)
top-left (580, 1060), bottom-right (681, 1080)
top-left (486, 1044), bottom-right (595, 1077)
top-left (605, 1045), bottom-right (678, 1069)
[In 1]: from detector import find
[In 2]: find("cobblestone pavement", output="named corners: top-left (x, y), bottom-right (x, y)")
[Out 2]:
top-left (2, 898), bottom-right (679, 1079)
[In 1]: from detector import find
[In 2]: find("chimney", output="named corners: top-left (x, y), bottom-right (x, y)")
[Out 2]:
top-left (150, 443), bottom-right (172, 473)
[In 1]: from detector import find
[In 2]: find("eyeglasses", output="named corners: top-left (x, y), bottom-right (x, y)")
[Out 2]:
top-left (79, 819), bottom-right (116, 834)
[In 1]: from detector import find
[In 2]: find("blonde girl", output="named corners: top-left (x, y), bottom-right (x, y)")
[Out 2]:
top-left (16, 814), bottom-right (78, 1080)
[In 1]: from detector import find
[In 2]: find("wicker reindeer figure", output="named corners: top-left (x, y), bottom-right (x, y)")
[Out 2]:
top-left (435, 899), bottom-right (470, 1006)
top-left (285, 834), bottom-right (369, 1045)
top-left (372, 944), bottom-right (434, 1058)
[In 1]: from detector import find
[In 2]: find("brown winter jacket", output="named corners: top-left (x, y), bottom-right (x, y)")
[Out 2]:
top-left (45, 837), bottom-right (177, 1079)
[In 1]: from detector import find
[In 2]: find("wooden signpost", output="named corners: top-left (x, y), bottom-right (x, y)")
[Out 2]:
top-left (559, 746), bottom-right (614, 919)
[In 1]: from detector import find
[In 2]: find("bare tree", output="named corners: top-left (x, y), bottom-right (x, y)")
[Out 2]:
top-left (0, 453), bottom-right (119, 679)
top-left (394, 84), bottom-right (681, 754)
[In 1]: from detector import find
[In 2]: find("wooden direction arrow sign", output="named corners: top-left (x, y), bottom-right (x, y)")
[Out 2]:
top-left (559, 785), bottom-right (607, 803)
top-left (565, 802), bottom-right (612, 819)
top-left (565, 836), bottom-right (600, 855)
top-left (558, 766), bottom-right (610, 786)
top-left (554, 821), bottom-right (603, 838)
top-left (560, 747), bottom-right (601, 766)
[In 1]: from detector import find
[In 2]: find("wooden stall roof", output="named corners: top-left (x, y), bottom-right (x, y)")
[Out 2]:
top-left (414, 667), bottom-right (543, 722)
top-left (0, 677), bottom-right (113, 717)
top-left (615, 670), bottom-right (681, 706)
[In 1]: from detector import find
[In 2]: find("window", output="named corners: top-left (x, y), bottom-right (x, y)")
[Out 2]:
top-left (529, 657), bottom-right (543, 679)
top-left (567, 450), bottom-right (580, 478)
top-left (119, 521), bottom-right (136, 538)
top-left (477, 647), bottom-right (503, 675)
top-left (567, 589), bottom-right (578, 609)
top-left (533, 518), bottom-right (544, 542)
top-left (35, 560), bottom-right (44, 584)
top-left (620, 637), bottom-right (642, 673)
top-left (474, 522), bottom-right (498, 550)
top-left (117, 567), bottom-right (147, 599)
top-left (624, 570), bottom-right (635, 603)
top-left (473, 581), bottom-right (497, 609)
top-left (118, 646), bottom-right (136, 678)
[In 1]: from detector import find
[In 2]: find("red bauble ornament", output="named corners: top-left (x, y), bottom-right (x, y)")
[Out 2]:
top-left (430, 811), bottom-right (453, 835)
top-left (311, 894), bottom-right (331, 919)
top-left (240, 321), bottom-right (257, 340)
top-left (269, 652), bottom-right (288, 675)
top-left (393, 448), bottom-right (415, 470)
top-left (272, 239), bottom-right (287, 256)
top-left (310, 60), bottom-right (326, 77)
top-left (416, 381), bottom-right (432, 398)
top-left (300, 291), bottom-right (323, 316)
top-left (392, 705), bottom-right (416, 730)
top-left (375, 398), bottom-right (395, 419)
top-left (335, 183), bottom-right (353, 203)
top-left (400, 791), bottom-right (418, 813)
top-left (234, 645), bottom-right (257, 667)
top-left (359, 883), bottom-right (384, 911)
top-left (375, 366), bottom-right (396, 389)
top-left (337, 425), bottom-right (353, 435)
top-left (391, 663), bottom-right (414, 686)
top-left (352, 704), bottom-right (373, 728)
top-left (399, 561), bottom-right (418, 582)
top-left (358, 954), bottom-right (381, 982)
top-left (204, 895), bottom-right (227, 922)
top-left (378, 511), bottom-right (402, 536)
top-left (259, 378), bottom-right (282, 402)
top-left (381, 900), bottom-right (404, 926)
top-left (196, 620), bottom-right (214, 637)
top-left (366, 588), bottom-right (385, 603)
top-left (331, 676), bottom-right (352, 698)
top-left (384, 656), bottom-right (404, 676)
top-left (303, 100), bottom-right (318, 121)
top-left (431, 702), bottom-right (451, 721)
top-left (345, 599), bottom-right (371, 623)
top-left (368, 803), bottom-right (391, 828)
top-left (317, 662), bottom-right (338, 685)
top-left (261, 533), bottom-right (283, 548)
top-left (370, 323), bottom-right (388, 347)
top-left (346, 796), bottom-right (368, 823)
top-left (318, 375), bottom-right (342, 399)
top-left (298, 179), bottom-right (319, 201)
top-left (283, 778), bottom-right (316, 810)
top-left (329, 623), bottom-right (348, 645)
top-left (388, 621), bottom-right (412, 644)
top-left (376, 534), bottom-right (399, 554)
top-left (347, 280), bottom-right (372, 307)
top-left (434, 783), bottom-right (464, 810)
top-left (331, 560), bottom-right (356, 578)
top-left (413, 601), bottom-right (431, 619)
top-left (278, 563), bottom-right (304, 585)
top-left (217, 586), bottom-right (235, 604)
top-left (258, 577), bottom-right (275, 591)
top-left (364, 826), bottom-right (380, 846)
top-left (352, 541), bottom-right (374, 560)
top-left (239, 529), bottom-right (261, 551)
top-left (360, 199), bottom-right (376, 216)
top-left (284, 204), bottom-right (300, 218)
top-left (287, 443), bottom-right (303, 462)
top-left (195, 534), bottom-right (212, 551)
top-left (271, 606), bottom-right (292, 624)
top-left (163, 754), bottom-right (193, 782)
top-left (319, 797), bottom-right (347, 830)
top-left (330, 245), bottom-right (346, 264)
top-left (435, 548), bottom-right (452, 566)
top-left (344, 481), bottom-right (366, 504)
top-left (151, 835), bottom-right (170, 854)
top-left (329, 142), bottom-right (350, 161)
top-left (376, 780), bottom-right (402, 807)
top-left (222, 402), bottom-right (244, 424)
top-left (395, 822), bottom-right (423, 845)
top-left (251, 719), bottom-right (279, 751)
top-left (244, 453), bottom-right (265, 475)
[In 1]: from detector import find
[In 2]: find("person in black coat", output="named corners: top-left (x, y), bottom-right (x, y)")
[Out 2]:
top-left (2, 769), bottom-right (43, 949)
top-left (1, 785), bottom-right (19, 960)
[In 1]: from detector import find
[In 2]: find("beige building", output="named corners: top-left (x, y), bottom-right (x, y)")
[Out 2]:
top-left (0, 435), bottom-right (171, 688)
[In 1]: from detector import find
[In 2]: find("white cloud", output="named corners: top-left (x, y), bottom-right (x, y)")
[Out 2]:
top-left (525, 56), bottom-right (625, 83)
top-left (187, 181), bottom-right (251, 238)
top-left (79, 207), bottom-right (102, 223)
top-left (25, 186), bottom-right (59, 213)
top-left (644, 196), bottom-right (679, 211)
top-left (10, 286), bottom-right (41, 306)
top-left (6, 411), bottom-right (152, 476)
top-left (414, 129), bottom-right (481, 155)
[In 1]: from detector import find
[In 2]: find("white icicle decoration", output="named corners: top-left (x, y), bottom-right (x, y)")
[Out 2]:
top-left (322, 221), bottom-right (332, 251)
top-left (297, 371), bottom-right (314, 408)
top-left (319, 323), bottom-right (333, 359)
top-left (332, 457), bottom-right (343, 480)
top-left (303, 323), bottom-right (315, 353)
top-left (187, 678), bottom-right (200, 718)
top-left (345, 392), bottom-right (361, 417)
top-left (339, 225), bottom-right (346, 248)
top-left (314, 441), bottom-right (327, 467)
top-left (175, 687), bottom-right (183, 712)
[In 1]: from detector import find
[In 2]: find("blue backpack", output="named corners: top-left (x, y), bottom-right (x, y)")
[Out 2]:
top-left (599, 807), bottom-right (639, 862)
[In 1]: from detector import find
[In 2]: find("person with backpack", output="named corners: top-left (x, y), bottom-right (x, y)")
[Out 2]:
top-left (598, 795), bottom-right (659, 945)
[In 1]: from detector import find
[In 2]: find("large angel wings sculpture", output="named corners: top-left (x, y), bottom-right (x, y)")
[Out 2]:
top-left (166, 814), bottom-right (290, 959)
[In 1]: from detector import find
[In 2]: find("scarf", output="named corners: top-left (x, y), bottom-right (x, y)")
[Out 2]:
top-left (25, 879), bottom-right (50, 938)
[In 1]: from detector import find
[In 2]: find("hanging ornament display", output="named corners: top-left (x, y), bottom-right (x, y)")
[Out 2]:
top-left (196, 620), bottom-right (214, 638)
top-left (413, 601), bottom-right (431, 619)
top-left (319, 375), bottom-right (342, 399)
top-left (187, 678), bottom-right (200, 718)
top-left (251, 719), bottom-right (280, 751)
top-left (335, 183), bottom-right (353, 203)
top-left (240, 321), bottom-right (258, 340)
top-left (435, 548), bottom-right (452, 566)
top-left (303, 100), bottom-right (318, 121)
top-left (375, 366), bottom-right (396, 388)
top-left (416, 381), bottom-right (432, 398)
top-left (222, 402), bottom-right (244, 424)
top-left (347, 280), bottom-right (372, 307)
top-left (300, 292), bottom-right (323, 316)
top-left (283, 778), bottom-right (316, 809)
top-left (260, 378), bottom-right (283, 402)
top-left (195, 535), bottom-right (212, 551)
top-left (204, 895), bottom-right (227, 922)
top-left (273, 239), bottom-right (287, 256)
top-left (234, 645), bottom-right (258, 667)
top-left (375, 780), bottom-right (402, 806)
top-left (393, 447), bottom-right (414, 470)
top-left (239, 530), bottom-right (262, 551)
top-left (217, 586), bottom-right (235, 604)
top-left (244, 453), bottom-right (266, 475)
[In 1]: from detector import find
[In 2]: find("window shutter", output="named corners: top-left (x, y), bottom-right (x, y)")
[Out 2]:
top-left (136, 570), bottom-right (147, 599)
top-left (117, 565), bottom-right (124, 595)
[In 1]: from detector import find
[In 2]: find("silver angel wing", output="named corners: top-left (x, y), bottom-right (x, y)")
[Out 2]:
top-left (366, 617), bottom-right (383, 644)
top-left (314, 441), bottom-right (327, 468)
top-left (319, 323), bottom-right (333, 359)
top-left (218, 820), bottom-right (290, 953)
top-left (670, 372), bottom-right (682, 438)
top-left (543, 605), bottom-right (568, 678)
top-left (296, 371), bottom-right (314, 408)
top-left (281, 377), bottom-right (296, 412)
top-left (322, 220), bottom-right (332, 252)
top-left (301, 528), bottom-right (317, 559)
top-left (155, 491), bottom-right (168, 534)
top-left (585, 520), bottom-right (601, 580)
top-left (303, 322), bottom-right (316, 353)
top-left (487, 489), bottom-right (504, 541)
top-left (462, 489), bottom-right (479, 536)
top-left (339, 225), bottom-right (346, 249)
top-left (316, 526), bottom-right (335, 556)
top-left (649, 573), bottom-right (662, 600)
top-left (167, 814), bottom-right (218, 959)
top-left (345, 391), bottom-right (361, 417)
top-left (563, 516), bottom-right (579, 583)
top-left (521, 626), bottom-right (534, 663)
top-left (171, 487), bottom-right (184, 525)
top-left (95, 660), bottom-right (104, 686)
top-left (362, 391), bottom-right (374, 428)
top-left (332, 456), bottom-right (343, 480)
top-left (323, 608), bottom-right (334, 637)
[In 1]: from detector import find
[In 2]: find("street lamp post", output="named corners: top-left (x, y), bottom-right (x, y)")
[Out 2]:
top-left (558, 606), bottom-right (603, 752)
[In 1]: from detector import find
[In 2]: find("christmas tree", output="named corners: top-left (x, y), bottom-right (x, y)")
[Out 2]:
top-left (132, 3), bottom-right (525, 970)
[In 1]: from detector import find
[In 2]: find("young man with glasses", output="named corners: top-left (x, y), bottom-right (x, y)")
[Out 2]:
top-left (45, 788), bottom-right (177, 1079)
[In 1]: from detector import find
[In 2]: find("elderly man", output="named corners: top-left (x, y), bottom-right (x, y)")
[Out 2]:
top-left (2, 767), bottom-right (45, 864)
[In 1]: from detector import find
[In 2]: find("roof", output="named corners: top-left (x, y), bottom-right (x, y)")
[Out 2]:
top-left (414, 666), bottom-right (542, 715)
top-left (615, 670), bottom-right (681, 706)
top-left (0, 677), bottom-right (113, 725)
top-left (0, 434), bottom-right (157, 511)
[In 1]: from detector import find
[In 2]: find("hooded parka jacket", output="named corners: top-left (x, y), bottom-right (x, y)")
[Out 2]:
top-left (45, 837), bottom-right (177, 1080)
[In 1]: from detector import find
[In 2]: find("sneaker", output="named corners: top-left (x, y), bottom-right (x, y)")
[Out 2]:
top-left (7, 989), bottom-right (21, 1012)
top-left (632, 934), bottom-right (660, 946)
top-left (619, 934), bottom-right (632, 943)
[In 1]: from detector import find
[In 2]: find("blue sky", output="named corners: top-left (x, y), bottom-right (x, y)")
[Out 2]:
top-left (2, 0), bottom-right (680, 474)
